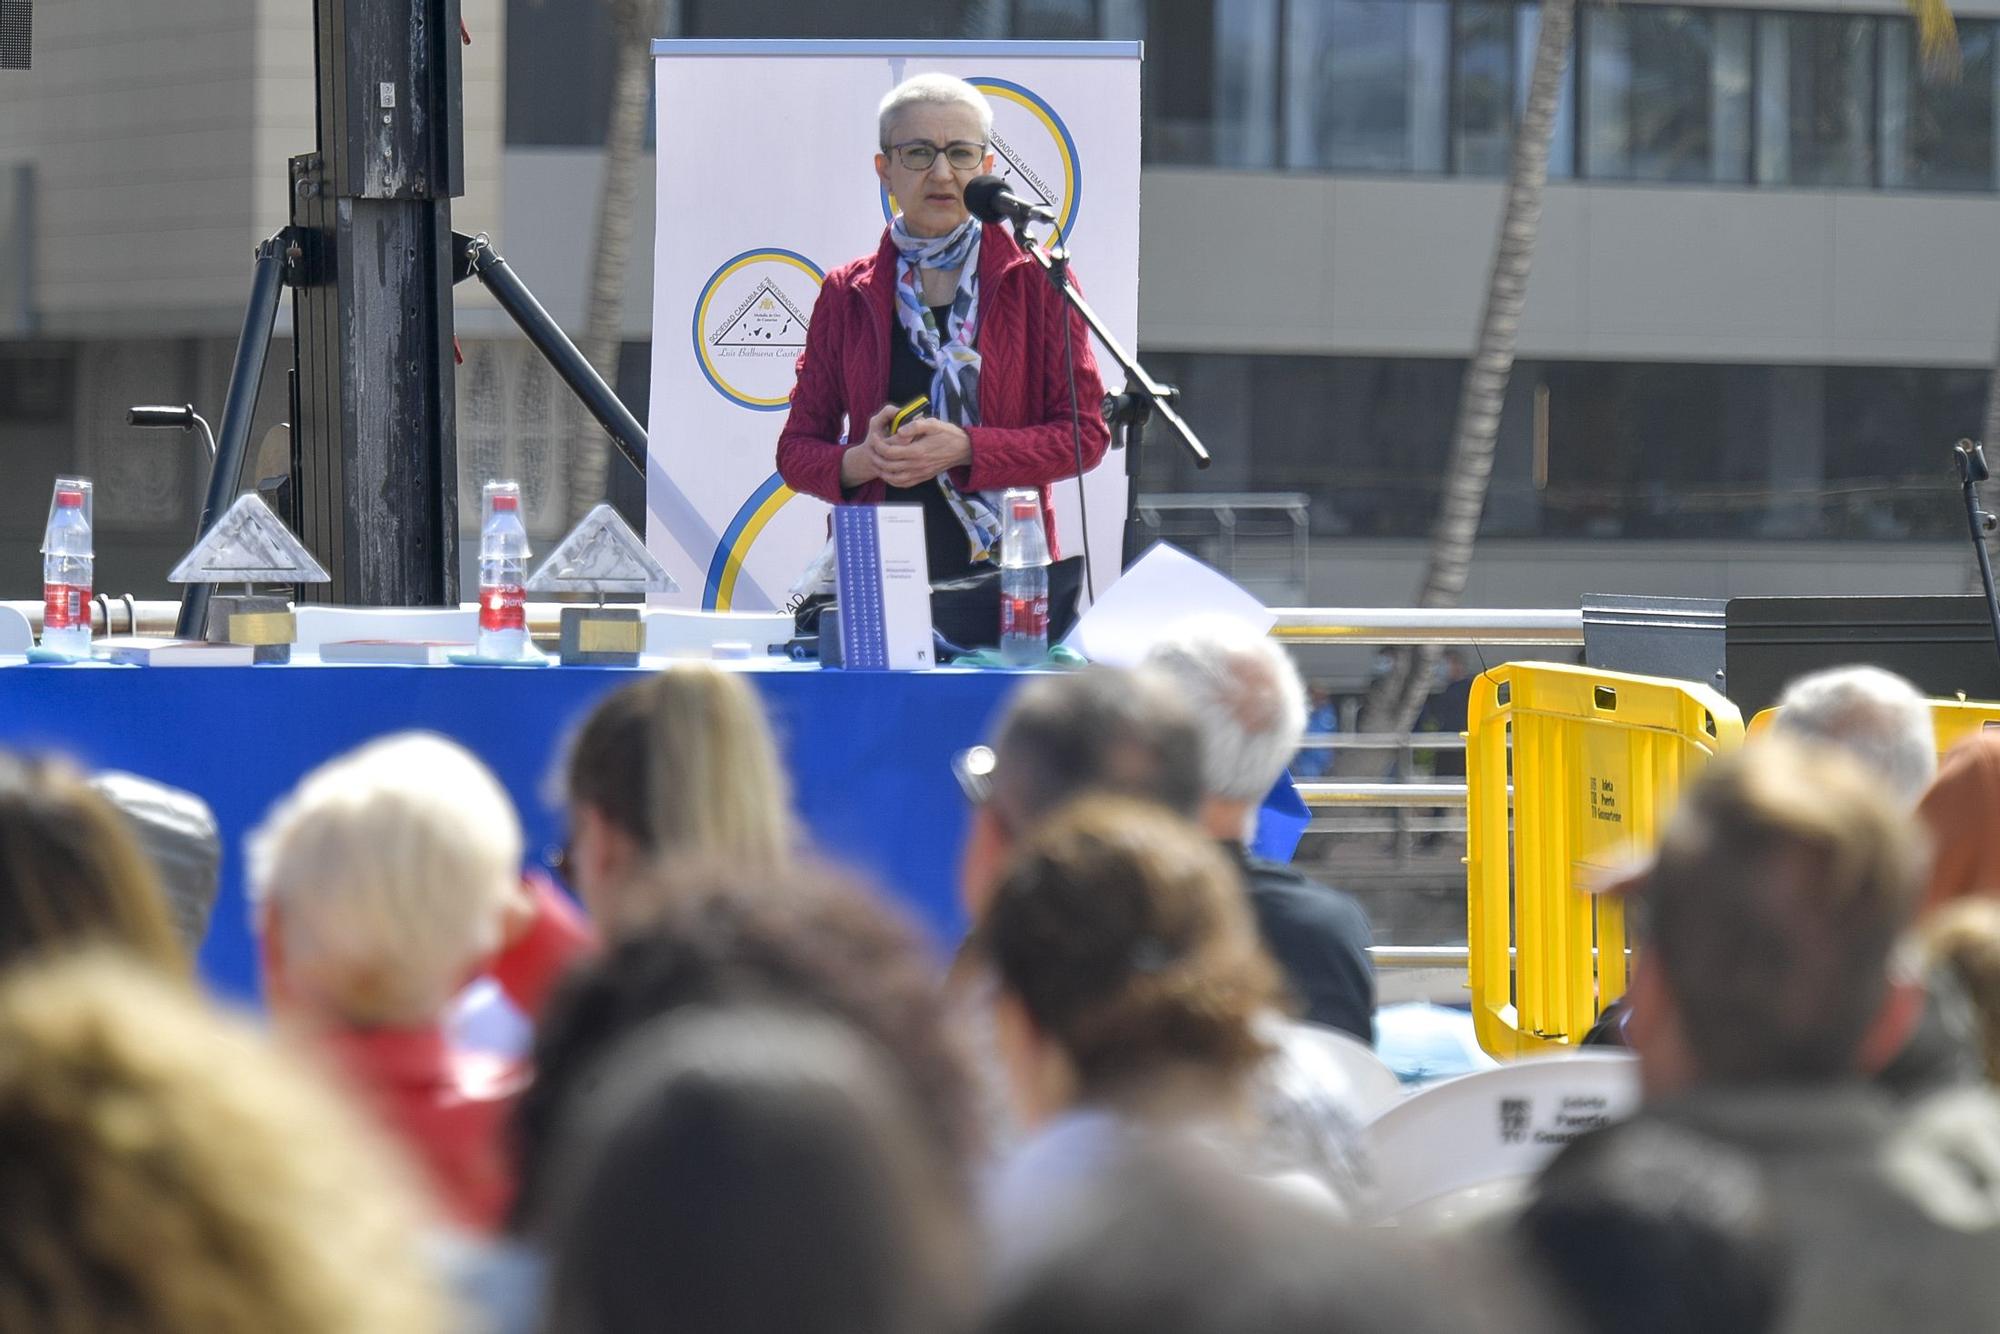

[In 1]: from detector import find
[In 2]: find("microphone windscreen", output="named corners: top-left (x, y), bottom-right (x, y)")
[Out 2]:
top-left (963, 175), bottom-right (1009, 224)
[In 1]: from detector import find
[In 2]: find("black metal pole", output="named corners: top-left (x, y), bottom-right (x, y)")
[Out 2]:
top-left (176, 234), bottom-right (289, 639)
top-left (455, 232), bottom-right (647, 480)
top-left (1954, 441), bottom-right (2000, 667)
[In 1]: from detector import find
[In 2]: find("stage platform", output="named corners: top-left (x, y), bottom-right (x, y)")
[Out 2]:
top-left (0, 660), bottom-right (1023, 1000)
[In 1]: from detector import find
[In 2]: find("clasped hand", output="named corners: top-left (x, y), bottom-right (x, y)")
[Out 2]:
top-left (840, 403), bottom-right (972, 490)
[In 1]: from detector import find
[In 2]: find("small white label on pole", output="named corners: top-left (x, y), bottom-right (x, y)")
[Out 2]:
top-left (379, 82), bottom-right (396, 108)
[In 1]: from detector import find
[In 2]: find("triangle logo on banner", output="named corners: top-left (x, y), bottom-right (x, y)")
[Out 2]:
top-left (168, 493), bottom-right (331, 584)
top-left (710, 279), bottom-right (810, 348)
top-left (526, 503), bottom-right (678, 595)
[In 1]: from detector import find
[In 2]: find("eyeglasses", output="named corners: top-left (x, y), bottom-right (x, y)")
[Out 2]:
top-left (886, 140), bottom-right (987, 172)
top-left (542, 839), bottom-right (574, 886)
top-left (952, 744), bottom-right (997, 806)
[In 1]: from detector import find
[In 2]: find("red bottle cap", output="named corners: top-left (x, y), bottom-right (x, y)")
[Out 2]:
top-left (491, 494), bottom-right (519, 512)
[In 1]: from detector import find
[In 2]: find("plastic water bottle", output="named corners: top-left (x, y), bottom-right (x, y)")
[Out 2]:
top-left (998, 487), bottom-right (1050, 667)
top-left (477, 480), bottom-right (531, 660)
top-left (40, 477), bottom-right (94, 659)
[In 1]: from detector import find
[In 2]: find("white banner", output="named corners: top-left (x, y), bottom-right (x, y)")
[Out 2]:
top-left (647, 39), bottom-right (1142, 610)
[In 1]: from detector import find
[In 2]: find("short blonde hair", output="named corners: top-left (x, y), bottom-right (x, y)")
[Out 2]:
top-left (878, 72), bottom-right (993, 148)
top-left (249, 732), bottom-right (521, 1026)
top-left (0, 951), bottom-right (448, 1334)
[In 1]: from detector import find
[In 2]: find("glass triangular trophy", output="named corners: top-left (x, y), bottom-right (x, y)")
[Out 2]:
top-left (166, 493), bottom-right (328, 664)
top-left (527, 504), bottom-right (673, 665)
top-left (526, 503), bottom-right (677, 597)
top-left (168, 493), bottom-right (331, 585)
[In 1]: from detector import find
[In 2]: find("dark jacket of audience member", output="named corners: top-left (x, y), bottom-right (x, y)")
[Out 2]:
top-left (539, 1007), bottom-right (972, 1334)
top-left (1521, 1119), bottom-right (1783, 1334)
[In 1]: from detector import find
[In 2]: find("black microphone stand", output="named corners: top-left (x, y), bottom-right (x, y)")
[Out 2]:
top-left (1955, 440), bottom-right (2000, 668)
top-left (1004, 216), bottom-right (1212, 570)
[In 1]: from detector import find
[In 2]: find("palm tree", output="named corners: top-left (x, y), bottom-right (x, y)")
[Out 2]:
top-left (1360, 0), bottom-right (1963, 745)
top-left (566, 0), bottom-right (669, 523)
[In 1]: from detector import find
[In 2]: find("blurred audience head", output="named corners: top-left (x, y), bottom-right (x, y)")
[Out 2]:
top-left (563, 664), bottom-right (795, 932)
top-left (89, 770), bottom-right (222, 954)
top-left (539, 1006), bottom-right (971, 1334)
top-left (1520, 1120), bottom-right (1783, 1334)
top-left (514, 859), bottom-right (977, 1229)
top-left (248, 731), bottom-right (521, 1028)
top-left (1922, 898), bottom-right (2000, 1084)
top-left (1621, 739), bottom-right (1924, 1097)
top-left (981, 1149), bottom-right (1476, 1334)
top-left (1918, 730), bottom-right (2000, 916)
top-left (1769, 665), bottom-right (1934, 809)
top-left (1143, 618), bottom-right (1308, 842)
top-left (978, 797), bottom-right (1278, 1128)
top-left (0, 951), bottom-right (446, 1334)
top-left (959, 666), bottom-right (1204, 919)
top-left (0, 751), bottom-right (184, 974)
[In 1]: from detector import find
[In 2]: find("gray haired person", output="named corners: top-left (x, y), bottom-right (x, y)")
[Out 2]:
top-left (1144, 619), bottom-right (1376, 1043)
top-left (1769, 665), bottom-right (1935, 809)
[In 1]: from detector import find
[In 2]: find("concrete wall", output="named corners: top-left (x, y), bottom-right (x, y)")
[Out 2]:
top-left (0, 0), bottom-right (260, 335)
top-left (0, 0), bottom-right (506, 339)
top-left (1137, 171), bottom-right (2000, 365)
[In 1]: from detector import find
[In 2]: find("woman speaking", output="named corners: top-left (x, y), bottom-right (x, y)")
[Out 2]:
top-left (776, 73), bottom-right (1110, 589)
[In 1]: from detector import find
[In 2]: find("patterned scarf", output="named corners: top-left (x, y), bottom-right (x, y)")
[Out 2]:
top-left (889, 214), bottom-right (1003, 564)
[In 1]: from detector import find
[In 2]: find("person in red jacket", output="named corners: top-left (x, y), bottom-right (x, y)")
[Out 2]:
top-left (249, 732), bottom-right (593, 1234)
top-left (776, 72), bottom-right (1110, 585)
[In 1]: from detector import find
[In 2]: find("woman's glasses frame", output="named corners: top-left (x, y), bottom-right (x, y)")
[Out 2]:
top-left (885, 139), bottom-right (989, 172)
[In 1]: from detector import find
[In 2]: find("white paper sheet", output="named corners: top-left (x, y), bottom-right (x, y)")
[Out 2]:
top-left (1062, 542), bottom-right (1275, 667)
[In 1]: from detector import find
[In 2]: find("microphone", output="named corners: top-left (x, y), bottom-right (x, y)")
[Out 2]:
top-left (964, 175), bottom-right (1056, 229)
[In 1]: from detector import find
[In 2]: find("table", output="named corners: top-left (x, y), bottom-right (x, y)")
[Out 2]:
top-left (0, 660), bottom-right (1024, 1000)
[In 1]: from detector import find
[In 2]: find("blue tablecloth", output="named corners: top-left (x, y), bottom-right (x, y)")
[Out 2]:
top-left (0, 661), bottom-right (1025, 1001)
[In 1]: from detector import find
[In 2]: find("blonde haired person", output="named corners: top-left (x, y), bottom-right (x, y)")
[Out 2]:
top-left (0, 950), bottom-right (447, 1334)
top-left (250, 731), bottom-right (592, 1231)
top-left (562, 664), bottom-right (798, 935)
top-left (0, 750), bottom-right (184, 974)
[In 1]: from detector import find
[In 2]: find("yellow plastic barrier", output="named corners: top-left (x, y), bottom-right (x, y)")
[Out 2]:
top-left (1468, 662), bottom-right (1743, 1059)
top-left (1748, 699), bottom-right (2000, 760)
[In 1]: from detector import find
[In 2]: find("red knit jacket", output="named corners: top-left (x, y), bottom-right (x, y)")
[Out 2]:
top-left (775, 223), bottom-right (1112, 559)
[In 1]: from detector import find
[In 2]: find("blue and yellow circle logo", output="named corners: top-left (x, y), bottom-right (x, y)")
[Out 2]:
top-left (691, 248), bottom-right (825, 411)
top-left (879, 77), bottom-right (1083, 240)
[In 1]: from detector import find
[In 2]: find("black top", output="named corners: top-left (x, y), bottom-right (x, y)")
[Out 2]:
top-left (1224, 842), bottom-right (1377, 1043)
top-left (883, 305), bottom-right (980, 584)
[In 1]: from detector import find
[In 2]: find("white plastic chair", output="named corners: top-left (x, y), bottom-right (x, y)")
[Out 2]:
top-left (1282, 1021), bottom-right (1407, 1123)
top-left (291, 604), bottom-right (478, 654)
top-left (643, 608), bottom-right (794, 658)
top-left (1361, 1051), bottom-right (1640, 1229)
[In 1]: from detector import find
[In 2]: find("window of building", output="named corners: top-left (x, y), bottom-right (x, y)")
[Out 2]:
top-left (1454, 3), bottom-right (1515, 175)
top-left (1881, 17), bottom-right (1998, 191)
top-left (1757, 13), bottom-right (1876, 187)
top-left (1283, 0), bottom-right (1449, 173)
top-left (1582, 6), bottom-right (1750, 183)
top-left (1148, 0), bottom-right (1282, 166)
top-left (1134, 352), bottom-right (1974, 541)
